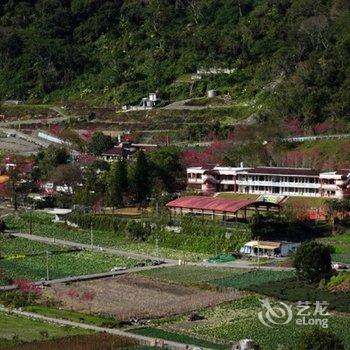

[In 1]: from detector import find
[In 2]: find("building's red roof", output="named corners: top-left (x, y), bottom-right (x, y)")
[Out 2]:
top-left (166, 196), bottom-right (279, 213)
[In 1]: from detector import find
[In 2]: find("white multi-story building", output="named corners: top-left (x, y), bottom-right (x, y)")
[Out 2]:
top-left (187, 165), bottom-right (350, 199)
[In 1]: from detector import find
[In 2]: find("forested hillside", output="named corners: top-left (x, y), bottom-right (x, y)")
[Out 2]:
top-left (0, 0), bottom-right (349, 126)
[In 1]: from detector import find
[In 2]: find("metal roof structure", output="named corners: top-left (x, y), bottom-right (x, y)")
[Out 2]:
top-left (166, 196), bottom-right (280, 214)
top-left (243, 240), bottom-right (281, 250)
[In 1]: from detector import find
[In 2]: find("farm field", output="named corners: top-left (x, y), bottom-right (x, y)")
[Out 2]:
top-left (210, 269), bottom-right (295, 289)
top-left (4, 214), bottom-right (212, 261)
top-left (138, 266), bottom-right (246, 286)
top-left (0, 311), bottom-right (90, 346)
top-left (0, 236), bottom-right (69, 257)
top-left (130, 327), bottom-right (229, 350)
top-left (0, 250), bottom-right (143, 282)
top-left (177, 295), bottom-right (350, 350)
top-left (44, 274), bottom-right (241, 320)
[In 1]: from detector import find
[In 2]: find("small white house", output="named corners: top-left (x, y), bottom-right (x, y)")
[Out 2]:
top-left (240, 240), bottom-right (300, 257)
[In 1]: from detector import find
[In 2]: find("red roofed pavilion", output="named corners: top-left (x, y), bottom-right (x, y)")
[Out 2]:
top-left (166, 196), bottom-right (280, 221)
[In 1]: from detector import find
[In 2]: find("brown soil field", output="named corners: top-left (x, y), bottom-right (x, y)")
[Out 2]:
top-left (45, 275), bottom-right (241, 320)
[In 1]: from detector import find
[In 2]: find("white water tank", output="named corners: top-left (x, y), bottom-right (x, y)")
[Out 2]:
top-left (149, 93), bottom-right (157, 101)
top-left (207, 89), bottom-right (217, 98)
top-left (239, 339), bottom-right (256, 350)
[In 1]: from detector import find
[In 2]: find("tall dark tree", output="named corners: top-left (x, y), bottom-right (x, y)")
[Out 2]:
top-left (293, 241), bottom-right (333, 283)
top-left (108, 158), bottom-right (128, 208)
top-left (132, 151), bottom-right (150, 204)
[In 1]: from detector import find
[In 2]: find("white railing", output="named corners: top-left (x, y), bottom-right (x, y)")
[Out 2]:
top-left (235, 180), bottom-right (320, 188)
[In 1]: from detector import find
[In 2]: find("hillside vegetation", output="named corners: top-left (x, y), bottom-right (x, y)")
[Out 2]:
top-left (0, 0), bottom-right (349, 127)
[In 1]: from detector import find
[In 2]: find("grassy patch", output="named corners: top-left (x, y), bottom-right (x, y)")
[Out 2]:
top-left (129, 327), bottom-right (229, 350)
top-left (0, 311), bottom-right (90, 343)
top-left (320, 233), bottom-right (350, 254)
top-left (23, 306), bottom-right (121, 328)
top-left (215, 192), bottom-right (259, 201)
top-left (285, 196), bottom-right (327, 208)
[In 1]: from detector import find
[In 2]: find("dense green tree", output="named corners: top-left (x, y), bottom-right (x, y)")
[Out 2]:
top-left (35, 146), bottom-right (70, 177)
top-left (293, 241), bottom-right (333, 283)
top-left (0, 0), bottom-right (349, 126)
top-left (299, 328), bottom-right (345, 350)
top-left (148, 146), bottom-right (182, 192)
top-left (87, 132), bottom-right (114, 156)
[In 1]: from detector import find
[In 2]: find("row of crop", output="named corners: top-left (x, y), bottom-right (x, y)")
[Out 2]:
top-left (190, 296), bottom-right (350, 350)
top-left (5, 213), bottom-right (252, 257)
top-left (0, 236), bottom-right (69, 257)
top-left (0, 251), bottom-right (141, 282)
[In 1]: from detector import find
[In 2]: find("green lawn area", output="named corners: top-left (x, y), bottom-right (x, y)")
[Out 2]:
top-left (129, 327), bottom-right (229, 350)
top-left (215, 192), bottom-right (259, 201)
top-left (285, 196), bottom-right (327, 208)
top-left (0, 249), bottom-right (142, 282)
top-left (0, 311), bottom-right (90, 344)
top-left (320, 232), bottom-right (350, 254)
top-left (138, 265), bottom-right (246, 286)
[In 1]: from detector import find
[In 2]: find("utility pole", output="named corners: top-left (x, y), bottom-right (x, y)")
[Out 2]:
top-left (156, 235), bottom-right (160, 260)
top-left (90, 221), bottom-right (93, 250)
top-left (257, 236), bottom-right (260, 270)
top-left (46, 250), bottom-right (49, 280)
top-left (29, 207), bottom-right (32, 235)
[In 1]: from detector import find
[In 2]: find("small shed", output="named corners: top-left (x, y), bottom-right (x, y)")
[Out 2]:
top-left (240, 240), bottom-right (299, 257)
top-left (47, 208), bottom-right (72, 223)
